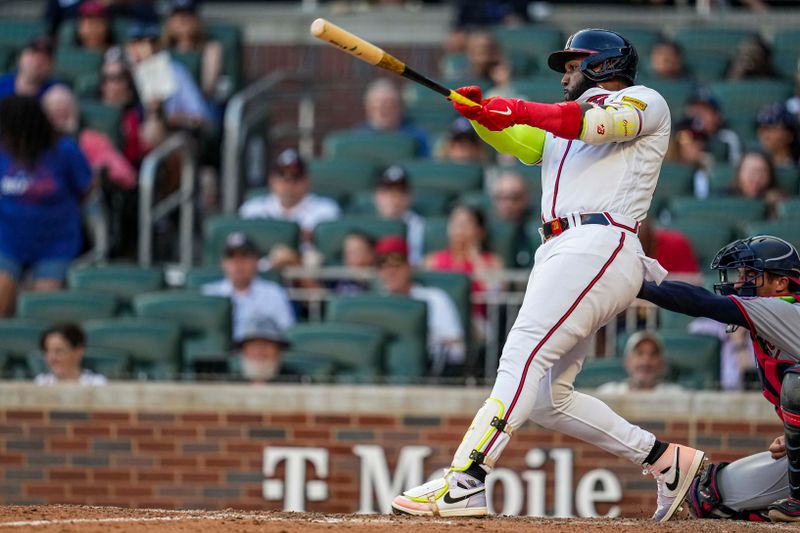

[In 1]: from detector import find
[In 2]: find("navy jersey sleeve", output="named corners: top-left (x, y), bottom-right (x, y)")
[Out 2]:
top-left (638, 281), bottom-right (748, 327)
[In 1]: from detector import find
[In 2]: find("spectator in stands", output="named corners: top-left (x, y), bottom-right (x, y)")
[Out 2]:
top-left (490, 170), bottom-right (534, 269)
top-left (329, 232), bottom-right (376, 295)
top-left (361, 79), bottom-right (430, 157)
top-left (726, 34), bottom-right (778, 80)
top-left (373, 165), bottom-right (425, 265)
top-left (35, 322), bottom-right (107, 385)
top-left (464, 31), bottom-right (503, 86)
top-left (162, 0), bottom-right (225, 102)
top-left (688, 318), bottom-right (757, 391)
top-left (44, 0), bottom-right (158, 36)
top-left (785, 60), bottom-right (800, 124)
top-left (74, 1), bottom-right (115, 52)
top-left (202, 232), bottom-right (295, 344)
top-left (638, 219), bottom-right (700, 279)
top-left (438, 118), bottom-right (487, 164)
top-left (665, 119), bottom-right (713, 199)
top-left (756, 103), bottom-right (799, 169)
top-left (239, 148), bottom-right (341, 249)
top-left (0, 36), bottom-right (58, 101)
top-left (0, 96), bottom-right (92, 317)
top-left (597, 331), bottom-right (683, 394)
top-left (730, 150), bottom-right (784, 219)
top-left (236, 316), bottom-right (289, 384)
top-left (683, 89), bottom-right (742, 166)
top-left (452, 0), bottom-right (528, 31)
top-left (99, 55), bottom-right (166, 169)
top-left (376, 235), bottom-right (465, 376)
top-left (124, 22), bottom-right (211, 131)
top-left (648, 40), bottom-right (688, 81)
top-left (43, 85), bottom-right (136, 190)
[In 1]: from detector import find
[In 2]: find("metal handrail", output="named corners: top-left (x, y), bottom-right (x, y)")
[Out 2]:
top-left (221, 71), bottom-right (315, 214)
top-left (138, 132), bottom-right (197, 269)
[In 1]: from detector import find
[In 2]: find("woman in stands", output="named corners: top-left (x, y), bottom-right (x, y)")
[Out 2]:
top-left (35, 323), bottom-right (106, 385)
top-left (0, 96), bottom-right (92, 317)
top-left (74, 1), bottom-right (115, 53)
top-left (730, 150), bottom-right (785, 219)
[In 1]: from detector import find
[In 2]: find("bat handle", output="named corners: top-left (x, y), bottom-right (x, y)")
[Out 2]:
top-left (448, 90), bottom-right (479, 107)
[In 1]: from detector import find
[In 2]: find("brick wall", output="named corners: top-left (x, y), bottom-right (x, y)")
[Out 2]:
top-left (0, 384), bottom-right (784, 516)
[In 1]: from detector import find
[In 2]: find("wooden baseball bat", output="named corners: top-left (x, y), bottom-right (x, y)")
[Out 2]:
top-left (309, 18), bottom-right (478, 107)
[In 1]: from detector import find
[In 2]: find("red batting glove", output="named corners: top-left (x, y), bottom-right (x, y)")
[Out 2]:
top-left (452, 86), bottom-right (531, 131)
top-left (452, 85), bottom-right (486, 120)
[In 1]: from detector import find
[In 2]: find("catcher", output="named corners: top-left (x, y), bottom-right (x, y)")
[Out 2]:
top-left (638, 235), bottom-right (800, 522)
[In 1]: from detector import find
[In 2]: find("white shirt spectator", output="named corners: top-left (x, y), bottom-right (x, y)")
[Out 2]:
top-left (410, 284), bottom-right (465, 368)
top-left (35, 370), bottom-right (107, 386)
top-left (404, 210), bottom-right (425, 266)
top-left (238, 193), bottom-right (340, 234)
top-left (595, 381), bottom-right (684, 394)
top-left (163, 59), bottom-right (212, 125)
top-left (202, 277), bottom-right (295, 342)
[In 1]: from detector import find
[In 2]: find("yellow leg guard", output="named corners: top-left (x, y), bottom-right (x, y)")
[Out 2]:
top-left (451, 397), bottom-right (514, 472)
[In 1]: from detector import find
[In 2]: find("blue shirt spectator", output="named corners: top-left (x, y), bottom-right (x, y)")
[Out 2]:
top-left (0, 37), bottom-right (59, 101)
top-left (361, 78), bottom-right (430, 157)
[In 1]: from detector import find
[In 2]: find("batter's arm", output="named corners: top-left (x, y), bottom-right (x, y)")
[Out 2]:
top-left (469, 122), bottom-right (546, 165)
top-left (638, 281), bottom-right (748, 327)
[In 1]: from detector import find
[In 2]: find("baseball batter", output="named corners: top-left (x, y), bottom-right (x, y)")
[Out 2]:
top-left (637, 235), bottom-right (800, 523)
top-left (391, 29), bottom-right (705, 521)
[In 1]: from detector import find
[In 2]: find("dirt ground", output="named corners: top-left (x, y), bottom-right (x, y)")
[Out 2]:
top-left (0, 505), bottom-right (797, 532)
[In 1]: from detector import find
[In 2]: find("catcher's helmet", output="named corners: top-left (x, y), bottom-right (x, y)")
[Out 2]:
top-left (548, 28), bottom-right (638, 84)
top-left (710, 235), bottom-right (800, 296)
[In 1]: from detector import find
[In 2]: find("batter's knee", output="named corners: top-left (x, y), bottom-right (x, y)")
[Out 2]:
top-left (529, 382), bottom-right (574, 428)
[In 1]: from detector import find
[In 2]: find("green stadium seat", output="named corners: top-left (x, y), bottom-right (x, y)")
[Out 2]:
top-left (664, 218), bottom-right (735, 267)
top-left (206, 23), bottom-right (243, 93)
top-left (709, 80), bottom-right (793, 118)
top-left (745, 221), bottom-right (800, 246)
top-left (659, 309), bottom-right (695, 331)
top-left (67, 265), bottom-right (164, 304)
top-left (0, 350), bottom-right (11, 377)
top-left (773, 49), bottom-right (799, 79)
top-left (641, 79), bottom-right (694, 118)
top-left (323, 131), bottom-right (419, 164)
top-left (169, 49), bottom-right (202, 85)
top-left (132, 292), bottom-right (232, 367)
top-left (659, 331), bottom-right (720, 389)
top-left (307, 158), bottom-right (379, 204)
top-left (774, 30), bottom-right (800, 55)
top-left (0, 319), bottom-right (48, 359)
top-left (684, 55), bottom-right (730, 83)
top-left (509, 76), bottom-right (564, 104)
top-left (26, 346), bottom-right (131, 379)
top-left (652, 162), bottom-right (695, 212)
top-left (54, 47), bottom-right (103, 84)
top-left (458, 191), bottom-right (491, 212)
top-left (423, 216), bottom-right (449, 255)
top-left (327, 295), bottom-right (427, 380)
top-left (398, 160), bottom-right (483, 196)
top-left (203, 215), bottom-right (300, 265)
top-left (286, 322), bottom-right (385, 381)
top-left (574, 358), bottom-right (627, 389)
top-left (669, 197), bottom-right (766, 225)
top-left (608, 26), bottom-right (663, 57)
top-left (439, 53), bottom-right (469, 81)
top-left (405, 107), bottom-right (459, 135)
top-left (73, 71), bottom-right (100, 98)
top-left (776, 167), bottom-right (800, 196)
top-left (17, 290), bottom-right (118, 322)
top-left (84, 318), bottom-right (181, 379)
top-left (313, 216), bottom-right (406, 265)
top-left (778, 198), bottom-right (800, 220)
top-left (492, 26), bottom-right (563, 72)
top-left (79, 100), bottom-right (122, 146)
top-left (0, 20), bottom-right (45, 48)
top-left (507, 50), bottom-right (539, 77)
top-left (674, 28), bottom-right (752, 58)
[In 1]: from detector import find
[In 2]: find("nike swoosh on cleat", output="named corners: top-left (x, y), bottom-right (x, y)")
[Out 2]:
top-left (443, 487), bottom-right (485, 504)
top-left (489, 106), bottom-right (512, 116)
top-left (665, 448), bottom-right (680, 492)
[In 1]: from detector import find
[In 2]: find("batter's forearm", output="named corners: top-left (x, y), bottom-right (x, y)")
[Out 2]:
top-left (470, 121), bottom-right (545, 165)
top-left (638, 281), bottom-right (748, 327)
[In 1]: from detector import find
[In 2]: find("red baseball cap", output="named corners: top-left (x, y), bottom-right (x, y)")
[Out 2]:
top-left (79, 0), bottom-right (108, 17)
top-left (375, 235), bottom-right (408, 259)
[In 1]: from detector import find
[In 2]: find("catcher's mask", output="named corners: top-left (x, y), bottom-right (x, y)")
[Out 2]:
top-left (711, 235), bottom-right (800, 297)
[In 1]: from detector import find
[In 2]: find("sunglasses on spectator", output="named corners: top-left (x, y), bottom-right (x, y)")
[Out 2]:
top-left (102, 73), bottom-right (127, 82)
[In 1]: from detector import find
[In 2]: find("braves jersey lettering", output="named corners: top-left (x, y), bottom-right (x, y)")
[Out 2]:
top-left (540, 85), bottom-right (670, 222)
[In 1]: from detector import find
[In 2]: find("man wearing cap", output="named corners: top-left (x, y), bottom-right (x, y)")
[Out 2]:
top-left (440, 118), bottom-right (487, 164)
top-left (376, 236), bottom-right (465, 376)
top-left (239, 148), bottom-right (341, 246)
top-left (125, 22), bottom-right (211, 130)
top-left (756, 103), bottom-right (799, 168)
top-left (683, 89), bottom-right (742, 166)
top-left (597, 331), bottom-right (684, 394)
top-left (202, 232), bottom-right (295, 344)
top-left (373, 165), bottom-right (425, 266)
top-left (490, 170), bottom-right (534, 269)
top-left (236, 316), bottom-right (290, 384)
top-left (75, 0), bottom-right (113, 52)
top-left (0, 37), bottom-right (58, 101)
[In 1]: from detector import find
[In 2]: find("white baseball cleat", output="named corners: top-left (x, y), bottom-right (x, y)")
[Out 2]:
top-left (647, 443), bottom-right (706, 522)
top-left (391, 470), bottom-right (487, 517)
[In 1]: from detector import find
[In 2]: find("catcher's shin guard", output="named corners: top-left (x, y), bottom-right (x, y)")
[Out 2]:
top-left (781, 371), bottom-right (800, 499)
top-left (451, 398), bottom-right (514, 474)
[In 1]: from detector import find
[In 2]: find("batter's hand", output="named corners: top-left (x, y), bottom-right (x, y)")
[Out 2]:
top-left (452, 86), bottom-right (530, 131)
top-left (770, 435), bottom-right (786, 459)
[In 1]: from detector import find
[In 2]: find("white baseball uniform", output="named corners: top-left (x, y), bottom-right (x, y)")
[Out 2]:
top-left (485, 84), bottom-right (672, 466)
